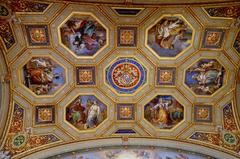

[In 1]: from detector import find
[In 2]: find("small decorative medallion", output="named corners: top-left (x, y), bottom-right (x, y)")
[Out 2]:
top-left (117, 27), bottom-right (137, 47)
top-left (12, 134), bottom-right (26, 149)
top-left (35, 106), bottom-right (55, 124)
top-left (25, 25), bottom-right (50, 46)
top-left (194, 105), bottom-right (212, 123)
top-left (222, 132), bottom-right (238, 145)
top-left (106, 58), bottom-right (146, 94)
top-left (76, 66), bottom-right (96, 85)
top-left (201, 28), bottom-right (225, 49)
top-left (117, 104), bottom-right (135, 120)
top-left (157, 67), bottom-right (176, 85)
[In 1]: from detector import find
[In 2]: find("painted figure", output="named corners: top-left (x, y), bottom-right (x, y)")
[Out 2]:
top-left (23, 57), bottom-right (65, 95)
top-left (185, 59), bottom-right (224, 95)
top-left (86, 101), bottom-right (101, 128)
top-left (148, 16), bottom-right (192, 57)
top-left (152, 98), bottom-right (171, 126)
top-left (60, 16), bottom-right (106, 56)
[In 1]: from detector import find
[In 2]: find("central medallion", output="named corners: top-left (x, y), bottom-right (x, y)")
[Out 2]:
top-left (106, 58), bottom-right (146, 94)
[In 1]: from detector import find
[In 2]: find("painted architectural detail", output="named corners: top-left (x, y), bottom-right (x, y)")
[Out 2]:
top-left (190, 132), bottom-right (221, 146)
top-left (48, 146), bottom-right (214, 159)
top-left (0, 150), bottom-right (11, 159)
top-left (4, 103), bottom-right (60, 157)
top-left (190, 131), bottom-right (240, 154)
top-left (60, 14), bottom-right (107, 57)
top-left (185, 59), bottom-right (225, 95)
top-left (201, 28), bottom-right (225, 49)
top-left (35, 106), bottom-right (55, 124)
top-left (223, 103), bottom-right (238, 131)
top-left (115, 129), bottom-right (136, 134)
top-left (0, 22), bottom-right (15, 49)
top-left (190, 102), bottom-right (240, 155)
top-left (194, 105), bottom-right (212, 123)
top-left (76, 66), bottom-right (96, 85)
top-left (7, 1), bottom-right (50, 13)
top-left (113, 8), bottom-right (142, 16)
top-left (0, 5), bottom-right (10, 17)
top-left (9, 103), bottom-right (24, 134)
top-left (147, 16), bottom-right (193, 57)
top-left (66, 95), bottom-right (107, 130)
top-left (233, 30), bottom-right (240, 55)
top-left (25, 25), bottom-right (50, 46)
top-left (157, 67), bottom-right (176, 85)
top-left (204, 6), bottom-right (240, 18)
top-left (22, 57), bottom-right (66, 95)
top-left (117, 104), bottom-right (135, 120)
top-left (4, 134), bottom-right (60, 156)
top-left (117, 27), bottom-right (137, 47)
top-left (106, 58), bottom-right (146, 94)
top-left (144, 95), bottom-right (184, 129)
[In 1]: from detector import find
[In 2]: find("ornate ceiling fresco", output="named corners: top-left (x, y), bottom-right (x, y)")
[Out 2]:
top-left (0, 0), bottom-right (240, 159)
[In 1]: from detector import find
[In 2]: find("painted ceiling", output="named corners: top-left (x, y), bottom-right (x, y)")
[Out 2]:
top-left (0, 0), bottom-right (240, 159)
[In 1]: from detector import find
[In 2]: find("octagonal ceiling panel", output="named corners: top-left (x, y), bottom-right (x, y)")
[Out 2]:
top-left (66, 95), bottom-right (107, 130)
top-left (105, 57), bottom-right (147, 94)
top-left (22, 57), bottom-right (66, 95)
top-left (177, 50), bottom-right (235, 103)
top-left (185, 58), bottom-right (225, 96)
top-left (139, 7), bottom-right (201, 66)
top-left (11, 49), bottom-right (74, 104)
top-left (138, 87), bottom-right (192, 137)
top-left (58, 87), bottom-right (114, 139)
top-left (50, 4), bottom-right (114, 65)
top-left (98, 49), bottom-right (155, 103)
top-left (59, 13), bottom-right (107, 57)
top-left (147, 15), bottom-right (193, 58)
top-left (144, 95), bottom-right (184, 129)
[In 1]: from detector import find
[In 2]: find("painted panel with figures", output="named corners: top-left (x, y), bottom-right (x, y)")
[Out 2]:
top-left (144, 95), bottom-right (184, 129)
top-left (22, 57), bottom-right (66, 95)
top-left (147, 16), bottom-right (193, 57)
top-left (60, 14), bottom-right (107, 57)
top-left (185, 59), bottom-right (225, 95)
top-left (66, 95), bottom-right (107, 130)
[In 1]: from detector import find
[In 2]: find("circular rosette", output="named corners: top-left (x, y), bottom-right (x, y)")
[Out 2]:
top-left (106, 58), bottom-right (146, 94)
top-left (222, 131), bottom-right (238, 146)
top-left (11, 134), bottom-right (27, 149)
